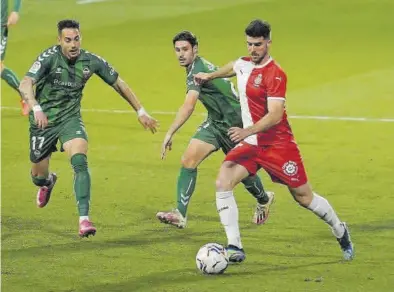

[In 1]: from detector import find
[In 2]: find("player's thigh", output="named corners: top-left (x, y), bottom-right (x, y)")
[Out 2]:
top-left (185, 121), bottom-right (220, 167)
top-left (59, 117), bottom-right (88, 158)
top-left (29, 125), bottom-right (59, 164)
top-left (182, 138), bottom-right (217, 168)
top-left (258, 142), bottom-right (308, 188)
top-left (1, 27), bottom-right (8, 61)
top-left (224, 142), bottom-right (260, 176)
top-left (216, 161), bottom-right (250, 191)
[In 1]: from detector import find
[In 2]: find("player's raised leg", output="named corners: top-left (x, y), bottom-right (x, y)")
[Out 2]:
top-left (63, 137), bottom-right (96, 237)
top-left (157, 138), bottom-right (216, 228)
top-left (289, 183), bottom-right (354, 261)
top-left (241, 175), bottom-right (274, 225)
top-left (215, 161), bottom-right (250, 263)
top-left (31, 156), bottom-right (57, 208)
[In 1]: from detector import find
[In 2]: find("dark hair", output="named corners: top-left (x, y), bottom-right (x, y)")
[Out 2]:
top-left (57, 19), bottom-right (80, 34)
top-left (245, 19), bottom-right (271, 39)
top-left (172, 31), bottom-right (198, 47)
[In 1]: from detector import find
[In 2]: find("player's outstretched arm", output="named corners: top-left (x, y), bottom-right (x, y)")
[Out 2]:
top-left (19, 76), bottom-right (48, 129)
top-left (112, 76), bottom-right (158, 134)
top-left (194, 61), bottom-right (236, 84)
top-left (161, 90), bottom-right (199, 159)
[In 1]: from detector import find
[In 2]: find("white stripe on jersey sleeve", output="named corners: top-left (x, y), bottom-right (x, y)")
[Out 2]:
top-left (267, 97), bottom-right (286, 101)
top-left (233, 59), bottom-right (242, 73)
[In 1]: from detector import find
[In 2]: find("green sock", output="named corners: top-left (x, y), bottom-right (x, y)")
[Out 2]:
top-left (176, 167), bottom-right (197, 217)
top-left (1, 67), bottom-right (21, 94)
top-left (31, 174), bottom-right (51, 187)
top-left (242, 175), bottom-right (269, 204)
top-left (71, 153), bottom-right (91, 216)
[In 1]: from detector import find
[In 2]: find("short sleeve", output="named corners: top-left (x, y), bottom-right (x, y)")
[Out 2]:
top-left (233, 59), bottom-right (242, 74)
top-left (265, 68), bottom-right (287, 100)
top-left (93, 55), bottom-right (119, 85)
top-left (25, 46), bottom-right (56, 82)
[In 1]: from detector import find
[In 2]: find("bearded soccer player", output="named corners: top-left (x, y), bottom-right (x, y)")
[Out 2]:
top-left (19, 19), bottom-right (158, 237)
top-left (194, 20), bottom-right (354, 262)
top-left (1, 0), bottom-right (29, 115)
top-left (156, 31), bottom-right (274, 229)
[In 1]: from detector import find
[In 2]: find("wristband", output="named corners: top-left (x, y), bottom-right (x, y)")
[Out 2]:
top-left (137, 107), bottom-right (147, 117)
top-left (33, 105), bottom-right (42, 112)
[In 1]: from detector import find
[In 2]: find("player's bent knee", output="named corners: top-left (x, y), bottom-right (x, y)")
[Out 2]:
top-left (290, 186), bottom-right (313, 207)
top-left (181, 158), bottom-right (199, 169)
top-left (215, 177), bottom-right (233, 192)
top-left (71, 153), bottom-right (88, 173)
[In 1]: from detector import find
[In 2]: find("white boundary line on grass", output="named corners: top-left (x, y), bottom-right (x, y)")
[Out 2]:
top-left (76, 0), bottom-right (112, 4)
top-left (2, 106), bottom-right (394, 123)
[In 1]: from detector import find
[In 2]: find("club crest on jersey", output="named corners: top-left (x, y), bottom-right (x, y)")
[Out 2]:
top-left (282, 161), bottom-right (298, 176)
top-left (83, 67), bottom-right (91, 79)
top-left (253, 74), bottom-right (262, 87)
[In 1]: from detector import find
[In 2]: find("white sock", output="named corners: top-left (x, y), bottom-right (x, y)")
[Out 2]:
top-left (216, 190), bottom-right (243, 249)
top-left (307, 193), bottom-right (345, 238)
top-left (79, 216), bottom-right (89, 223)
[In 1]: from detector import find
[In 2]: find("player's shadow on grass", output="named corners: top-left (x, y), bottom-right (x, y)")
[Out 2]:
top-left (1, 216), bottom-right (77, 242)
top-left (350, 220), bottom-right (394, 232)
top-left (2, 222), bottom-right (226, 259)
top-left (74, 260), bottom-right (339, 292)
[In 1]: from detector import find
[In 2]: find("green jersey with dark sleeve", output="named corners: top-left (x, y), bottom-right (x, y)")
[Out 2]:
top-left (186, 56), bottom-right (242, 128)
top-left (1, 0), bottom-right (22, 25)
top-left (25, 45), bottom-right (119, 126)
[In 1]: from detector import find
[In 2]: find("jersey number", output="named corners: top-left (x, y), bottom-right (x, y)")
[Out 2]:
top-left (31, 136), bottom-right (45, 150)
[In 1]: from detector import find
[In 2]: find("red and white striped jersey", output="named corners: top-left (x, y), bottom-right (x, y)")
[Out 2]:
top-left (233, 56), bottom-right (294, 146)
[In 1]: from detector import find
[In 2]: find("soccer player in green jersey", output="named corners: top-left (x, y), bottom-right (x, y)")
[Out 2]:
top-left (156, 31), bottom-right (274, 228)
top-left (19, 19), bottom-right (158, 237)
top-left (1, 0), bottom-right (29, 115)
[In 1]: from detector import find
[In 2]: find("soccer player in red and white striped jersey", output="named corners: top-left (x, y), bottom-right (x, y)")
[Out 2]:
top-left (194, 19), bottom-right (354, 262)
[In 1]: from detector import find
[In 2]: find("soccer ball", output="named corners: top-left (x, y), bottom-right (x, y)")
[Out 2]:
top-left (195, 243), bottom-right (229, 275)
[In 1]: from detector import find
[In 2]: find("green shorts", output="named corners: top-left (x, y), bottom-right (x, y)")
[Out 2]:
top-left (1, 26), bottom-right (8, 61)
top-left (29, 117), bottom-right (88, 163)
top-left (192, 120), bottom-right (236, 154)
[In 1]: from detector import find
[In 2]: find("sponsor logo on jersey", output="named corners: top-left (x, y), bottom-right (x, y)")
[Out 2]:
top-left (53, 79), bottom-right (81, 88)
top-left (29, 61), bottom-right (42, 74)
top-left (34, 150), bottom-right (41, 157)
top-left (282, 161), bottom-right (298, 176)
top-left (253, 74), bottom-right (262, 87)
top-left (56, 67), bottom-right (62, 74)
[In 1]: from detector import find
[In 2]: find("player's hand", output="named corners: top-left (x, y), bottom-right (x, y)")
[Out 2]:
top-left (34, 110), bottom-right (48, 129)
top-left (7, 12), bottom-right (19, 26)
top-left (228, 127), bottom-right (251, 143)
top-left (138, 114), bottom-right (158, 134)
top-left (193, 72), bottom-right (211, 85)
top-left (161, 133), bottom-right (173, 160)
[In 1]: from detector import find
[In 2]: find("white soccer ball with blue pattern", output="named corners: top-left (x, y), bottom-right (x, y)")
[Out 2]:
top-left (196, 243), bottom-right (229, 274)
